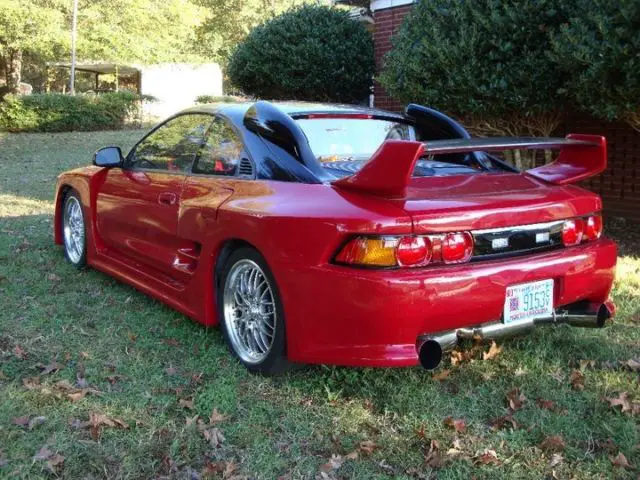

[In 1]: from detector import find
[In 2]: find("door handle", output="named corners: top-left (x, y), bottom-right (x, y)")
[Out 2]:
top-left (158, 192), bottom-right (177, 205)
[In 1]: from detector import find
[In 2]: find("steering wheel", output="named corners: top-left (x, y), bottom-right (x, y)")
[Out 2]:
top-left (136, 158), bottom-right (158, 169)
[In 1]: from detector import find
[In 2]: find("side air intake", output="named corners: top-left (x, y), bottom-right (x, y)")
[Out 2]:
top-left (238, 157), bottom-right (255, 177)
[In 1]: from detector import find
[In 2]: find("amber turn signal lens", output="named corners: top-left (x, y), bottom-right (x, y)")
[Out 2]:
top-left (584, 215), bottom-right (603, 241)
top-left (562, 218), bottom-right (584, 246)
top-left (441, 232), bottom-right (474, 264)
top-left (334, 237), bottom-right (398, 267)
top-left (397, 236), bottom-right (431, 266)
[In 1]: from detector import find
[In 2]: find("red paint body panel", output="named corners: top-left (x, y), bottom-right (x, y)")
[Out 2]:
top-left (54, 151), bottom-right (617, 368)
top-left (528, 134), bottom-right (607, 185)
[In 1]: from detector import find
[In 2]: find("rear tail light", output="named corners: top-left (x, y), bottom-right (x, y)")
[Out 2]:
top-left (562, 218), bottom-right (584, 246)
top-left (334, 237), bottom-right (398, 267)
top-left (441, 232), bottom-right (474, 264)
top-left (397, 236), bottom-right (431, 266)
top-left (584, 214), bottom-right (603, 241)
top-left (334, 232), bottom-right (472, 268)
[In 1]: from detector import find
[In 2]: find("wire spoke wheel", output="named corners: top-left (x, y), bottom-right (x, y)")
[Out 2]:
top-left (223, 259), bottom-right (277, 364)
top-left (63, 195), bottom-right (85, 264)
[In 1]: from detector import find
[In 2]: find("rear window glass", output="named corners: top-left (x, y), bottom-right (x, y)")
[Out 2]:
top-left (295, 117), bottom-right (500, 178)
top-left (295, 118), bottom-right (417, 163)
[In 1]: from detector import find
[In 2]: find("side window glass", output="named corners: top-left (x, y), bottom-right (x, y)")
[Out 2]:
top-left (193, 119), bottom-right (244, 176)
top-left (128, 114), bottom-right (213, 172)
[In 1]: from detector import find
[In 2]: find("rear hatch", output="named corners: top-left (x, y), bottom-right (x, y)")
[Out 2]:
top-left (400, 172), bottom-right (601, 233)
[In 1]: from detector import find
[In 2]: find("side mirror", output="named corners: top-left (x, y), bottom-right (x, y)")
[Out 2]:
top-left (94, 146), bottom-right (123, 167)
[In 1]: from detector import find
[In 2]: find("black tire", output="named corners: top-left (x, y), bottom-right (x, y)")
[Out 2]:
top-left (217, 247), bottom-right (290, 375)
top-left (61, 190), bottom-right (87, 268)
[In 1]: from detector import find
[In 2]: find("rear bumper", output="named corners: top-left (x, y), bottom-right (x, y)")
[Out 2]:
top-left (279, 238), bottom-right (617, 367)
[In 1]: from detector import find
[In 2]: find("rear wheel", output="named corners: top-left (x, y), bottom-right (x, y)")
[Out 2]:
top-left (62, 190), bottom-right (86, 268)
top-left (218, 247), bottom-right (289, 374)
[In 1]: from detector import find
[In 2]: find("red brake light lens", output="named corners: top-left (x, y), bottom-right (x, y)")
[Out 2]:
top-left (441, 232), bottom-right (474, 264)
top-left (396, 236), bottom-right (431, 266)
top-left (562, 218), bottom-right (584, 246)
top-left (584, 215), bottom-right (603, 241)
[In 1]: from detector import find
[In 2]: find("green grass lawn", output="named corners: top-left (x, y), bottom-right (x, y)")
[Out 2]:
top-left (0, 130), bottom-right (639, 479)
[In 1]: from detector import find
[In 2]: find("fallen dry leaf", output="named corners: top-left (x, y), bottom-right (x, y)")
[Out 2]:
top-left (604, 391), bottom-right (639, 415)
top-left (345, 451), bottom-right (359, 461)
top-left (47, 273), bottom-right (61, 282)
top-left (450, 345), bottom-right (483, 366)
top-left (506, 388), bottom-right (527, 411)
top-left (105, 375), bottom-right (121, 384)
top-left (28, 416), bottom-right (46, 430)
top-left (431, 369), bottom-right (451, 381)
top-left (474, 449), bottom-right (500, 466)
top-left (359, 440), bottom-right (376, 455)
top-left (578, 359), bottom-right (596, 370)
top-left (320, 454), bottom-right (345, 473)
top-left (22, 376), bottom-right (40, 389)
top-left (536, 398), bottom-right (556, 411)
top-left (482, 341), bottom-right (502, 361)
top-left (548, 453), bottom-right (563, 468)
top-left (12, 415), bottom-right (30, 427)
top-left (569, 369), bottom-right (585, 391)
top-left (594, 438), bottom-right (618, 454)
top-left (37, 360), bottom-right (63, 376)
top-left (46, 454), bottom-right (65, 475)
top-left (489, 413), bottom-right (518, 431)
top-left (209, 408), bottom-right (227, 424)
top-left (610, 452), bottom-right (632, 469)
top-left (443, 416), bottom-right (467, 433)
top-left (202, 427), bottom-right (225, 448)
top-left (34, 446), bottom-right (53, 461)
top-left (424, 439), bottom-right (447, 469)
top-left (178, 398), bottom-right (194, 410)
top-left (89, 412), bottom-right (128, 430)
top-left (14, 345), bottom-right (27, 360)
top-left (539, 435), bottom-right (566, 453)
top-left (622, 359), bottom-right (640, 371)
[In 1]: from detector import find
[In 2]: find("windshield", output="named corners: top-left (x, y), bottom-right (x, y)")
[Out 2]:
top-left (295, 118), bottom-right (417, 162)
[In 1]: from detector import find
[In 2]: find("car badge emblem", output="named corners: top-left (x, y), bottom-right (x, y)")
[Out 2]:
top-left (536, 232), bottom-right (550, 243)
top-left (492, 237), bottom-right (509, 249)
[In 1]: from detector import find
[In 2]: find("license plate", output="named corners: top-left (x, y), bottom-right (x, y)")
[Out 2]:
top-left (503, 279), bottom-right (554, 324)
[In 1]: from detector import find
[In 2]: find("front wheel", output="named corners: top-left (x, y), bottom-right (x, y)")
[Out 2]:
top-left (62, 190), bottom-right (87, 268)
top-left (218, 247), bottom-right (289, 375)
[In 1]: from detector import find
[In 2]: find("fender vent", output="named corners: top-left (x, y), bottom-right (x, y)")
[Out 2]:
top-left (238, 157), bottom-right (254, 177)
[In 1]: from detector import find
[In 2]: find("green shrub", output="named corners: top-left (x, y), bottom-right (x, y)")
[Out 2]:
top-left (550, 0), bottom-right (640, 130)
top-left (194, 94), bottom-right (247, 104)
top-left (379, 0), bottom-right (572, 137)
top-left (227, 5), bottom-right (374, 103)
top-left (0, 92), bottom-right (144, 132)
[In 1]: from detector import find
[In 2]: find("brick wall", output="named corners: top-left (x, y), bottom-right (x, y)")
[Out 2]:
top-left (373, 4), bottom-right (412, 112)
top-left (560, 117), bottom-right (640, 222)
top-left (372, 3), bottom-right (640, 222)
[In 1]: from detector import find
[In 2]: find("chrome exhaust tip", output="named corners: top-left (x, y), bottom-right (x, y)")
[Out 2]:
top-left (418, 339), bottom-right (444, 370)
top-left (417, 331), bottom-right (458, 370)
top-left (562, 303), bottom-right (612, 328)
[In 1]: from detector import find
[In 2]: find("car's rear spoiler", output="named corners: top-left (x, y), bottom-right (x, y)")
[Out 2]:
top-left (332, 134), bottom-right (607, 198)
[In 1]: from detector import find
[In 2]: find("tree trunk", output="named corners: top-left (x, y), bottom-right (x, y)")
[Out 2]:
top-left (6, 48), bottom-right (22, 94)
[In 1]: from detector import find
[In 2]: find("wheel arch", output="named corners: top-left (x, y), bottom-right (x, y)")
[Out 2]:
top-left (213, 238), bottom-right (259, 292)
top-left (54, 184), bottom-right (74, 245)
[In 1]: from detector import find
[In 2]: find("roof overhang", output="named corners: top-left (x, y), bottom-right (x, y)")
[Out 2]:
top-left (46, 62), bottom-right (140, 76)
top-left (370, 0), bottom-right (414, 12)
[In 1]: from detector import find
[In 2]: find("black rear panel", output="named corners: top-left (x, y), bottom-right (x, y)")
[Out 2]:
top-left (471, 220), bottom-right (565, 261)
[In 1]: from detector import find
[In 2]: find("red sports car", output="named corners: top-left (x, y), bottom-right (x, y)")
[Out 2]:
top-left (54, 101), bottom-right (617, 374)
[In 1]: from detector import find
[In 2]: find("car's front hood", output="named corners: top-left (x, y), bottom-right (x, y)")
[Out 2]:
top-left (395, 173), bottom-right (602, 233)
